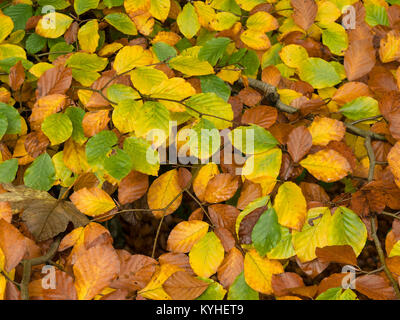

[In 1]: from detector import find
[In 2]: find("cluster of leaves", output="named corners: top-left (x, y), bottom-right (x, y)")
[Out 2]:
top-left (0, 0), bottom-right (400, 301)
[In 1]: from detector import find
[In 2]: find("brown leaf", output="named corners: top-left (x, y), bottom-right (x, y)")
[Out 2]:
top-left (332, 82), bottom-right (372, 106)
top-left (37, 66), bottom-right (72, 98)
top-left (214, 227), bottom-right (235, 252)
top-left (0, 219), bottom-right (27, 272)
top-left (73, 244), bottom-right (120, 300)
top-left (9, 61), bottom-right (25, 92)
top-left (111, 251), bottom-right (157, 291)
top-left (217, 247), bottom-right (244, 289)
top-left (163, 271), bottom-right (208, 300)
top-left (73, 172), bottom-right (99, 191)
top-left (237, 179), bottom-right (262, 210)
top-left (291, 0), bottom-right (317, 31)
top-left (159, 252), bottom-right (195, 276)
top-left (241, 105), bottom-right (278, 129)
top-left (238, 87), bottom-right (262, 106)
top-left (315, 245), bottom-right (357, 265)
top-left (82, 110), bottom-right (110, 137)
top-left (287, 126), bottom-right (312, 162)
top-left (29, 270), bottom-right (77, 300)
top-left (300, 182), bottom-right (330, 204)
top-left (261, 65), bottom-right (281, 87)
top-left (239, 207), bottom-right (265, 245)
top-left (208, 204), bottom-right (240, 235)
top-left (344, 40), bottom-right (376, 81)
top-left (317, 273), bottom-right (346, 296)
top-left (295, 257), bottom-right (329, 279)
top-left (24, 131), bottom-right (50, 158)
top-left (356, 274), bottom-right (396, 300)
top-left (64, 22), bottom-right (79, 44)
top-left (272, 272), bottom-right (304, 296)
top-left (204, 173), bottom-right (240, 204)
top-left (118, 171), bottom-right (149, 205)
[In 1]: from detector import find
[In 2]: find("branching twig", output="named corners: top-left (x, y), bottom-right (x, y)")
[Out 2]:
top-left (370, 217), bottom-right (400, 300)
top-left (364, 136), bottom-right (376, 182)
top-left (381, 211), bottom-right (400, 220)
top-left (20, 237), bottom-right (62, 300)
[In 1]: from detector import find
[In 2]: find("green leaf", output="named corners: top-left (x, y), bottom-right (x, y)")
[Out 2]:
top-left (41, 113), bottom-right (73, 146)
top-left (365, 4), bottom-right (389, 27)
top-left (0, 57), bottom-right (33, 73)
top-left (48, 42), bottom-right (74, 62)
top-left (25, 33), bottom-right (47, 55)
top-left (0, 103), bottom-right (20, 134)
top-left (104, 13), bottom-right (137, 35)
top-left (322, 22), bottom-right (348, 55)
top-left (267, 225), bottom-right (296, 260)
top-left (198, 37), bottom-right (231, 66)
top-left (252, 208), bottom-right (281, 256)
top-left (24, 153), bottom-right (56, 191)
top-left (228, 272), bottom-right (259, 300)
top-left (0, 112), bottom-right (8, 140)
top-left (123, 136), bottom-right (160, 176)
top-left (153, 42), bottom-right (177, 62)
top-left (242, 50), bottom-right (260, 76)
top-left (229, 125), bottom-right (278, 155)
top-left (316, 287), bottom-right (357, 300)
top-left (4, 4), bottom-right (32, 31)
top-left (65, 107), bottom-right (86, 145)
top-left (74, 0), bottom-right (99, 15)
top-left (196, 278), bottom-right (226, 300)
top-left (200, 74), bottom-right (231, 101)
top-left (328, 206), bottom-right (367, 257)
top-left (188, 118), bottom-right (221, 160)
top-left (104, 0), bottom-right (124, 8)
top-left (107, 84), bottom-right (140, 104)
top-left (66, 53), bottom-right (108, 72)
top-left (185, 93), bottom-right (233, 129)
top-left (86, 130), bottom-right (118, 166)
top-left (134, 101), bottom-right (170, 140)
top-left (104, 149), bottom-right (133, 180)
top-left (38, 0), bottom-right (71, 10)
top-left (298, 57), bottom-right (341, 89)
top-left (340, 96), bottom-right (380, 120)
top-left (177, 3), bottom-right (200, 39)
top-left (52, 152), bottom-right (74, 187)
top-left (0, 159), bottom-right (18, 183)
top-left (261, 43), bottom-right (282, 68)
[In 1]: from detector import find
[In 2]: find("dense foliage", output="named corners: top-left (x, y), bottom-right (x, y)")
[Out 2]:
top-left (0, 0), bottom-right (399, 301)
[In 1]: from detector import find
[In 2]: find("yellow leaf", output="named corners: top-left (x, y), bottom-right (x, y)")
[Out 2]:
top-left (150, 0), bottom-right (171, 22)
top-left (308, 116), bottom-right (346, 146)
top-left (273, 182), bottom-right (307, 231)
top-left (316, 0), bottom-right (342, 27)
top-left (244, 249), bottom-right (283, 295)
top-left (98, 42), bottom-right (123, 57)
top-left (193, 1), bottom-right (215, 28)
top-left (240, 30), bottom-right (271, 51)
top-left (177, 3), bottom-right (200, 39)
top-left (131, 66), bottom-right (168, 95)
top-left (292, 207), bottom-right (331, 262)
top-left (36, 12), bottom-right (73, 38)
top-left (78, 20), bottom-right (99, 54)
top-left (193, 163), bottom-right (220, 202)
top-left (147, 169), bottom-right (183, 218)
top-left (63, 139), bottom-right (89, 174)
top-left (379, 30), bottom-right (400, 63)
top-left (139, 263), bottom-right (182, 300)
top-left (70, 187), bottom-right (116, 217)
top-left (152, 31), bottom-right (181, 46)
top-left (112, 99), bottom-right (141, 134)
top-left (150, 77), bottom-right (196, 112)
top-left (300, 149), bottom-right (352, 183)
top-left (167, 220), bottom-right (210, 253)
top-left (388, 142), bottom-right (400, 189)
top-left (189, 232), bottom-right (224, 278)
top-left (243, 148), bottom-right (282, 183)
top-left (169, 55), bottom-right (214, 76)
top-left (279, 44), bottom-right (309, 69)
top-left (209, 12), bottom-right (239, 31)
top-left (246, 11), bottom-right (279, 33)
top-left (217, 65), bottom-right (241, 84)
top-left (113, 45), bottom-right (153, 75)
top-left (29, 62), bottom-right (54, 78)
top-left (0, 13), bottom-right (14, 43)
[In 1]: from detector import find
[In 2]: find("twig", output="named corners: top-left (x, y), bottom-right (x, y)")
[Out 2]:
top-left (370, 216), bottom-right (400, 300)
top-left (364, 136), bottom-right (376, 182)
top-left (381, 211), bottom-right (400, 220)
top-left (350, 115), bottom-right (383, 125)
top-left (20, 237), bottom-right (62, 300)
top-left (345, 123), bottom-right (386, 141)
top-left (184, 189), bottom-right (215, 228)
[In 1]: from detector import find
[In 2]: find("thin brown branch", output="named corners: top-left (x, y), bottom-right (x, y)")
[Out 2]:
top-left (20, 237), bottom-right (62, 300)
top-left (370, 216), bottom-right (400, 300)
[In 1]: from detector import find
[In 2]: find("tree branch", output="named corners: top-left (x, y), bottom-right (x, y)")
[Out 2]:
top-left (20, 237), bottom-right (62, 300)
top-left (370, 216), bottom-right (400, 300)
